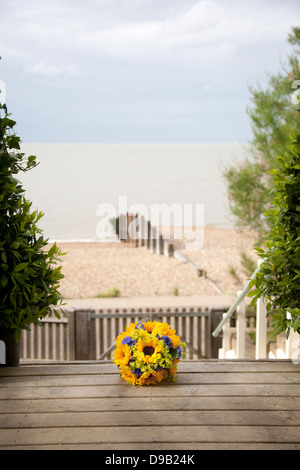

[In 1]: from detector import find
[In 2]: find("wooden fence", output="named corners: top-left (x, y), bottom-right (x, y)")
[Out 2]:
top-left (219, 292), bottom-right (300, 360)
top-left (19, 307), bottom-right (225, 362)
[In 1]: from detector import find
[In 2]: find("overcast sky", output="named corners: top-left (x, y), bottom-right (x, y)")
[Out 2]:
top-left (0, 0), bottom-right (299, 143)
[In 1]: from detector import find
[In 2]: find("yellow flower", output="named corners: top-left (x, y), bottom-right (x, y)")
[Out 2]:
top-left (152, 322), bottom-right (176, 337)
top-left (145, 321), bottom-right (156, 333)
top-left (120, 366), bottom-right (139, 385)
top-left (138, 371), bottom-right (157, 386)
top-left (114, 343), bottom-right (131, 367)
top-left (125, 322), bottom-right (139, 334)
top-left (152, 368), bottom-right (169, 383)
top-left (134, 336), bottom-right (163, 364)
top-left (169, 334), bottom-right (181, 348)
top-left (138, 368), bottom-right (168, 386)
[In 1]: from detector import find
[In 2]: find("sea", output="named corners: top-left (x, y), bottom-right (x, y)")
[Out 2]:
top-left (19, 143), bottom-right (248, 242)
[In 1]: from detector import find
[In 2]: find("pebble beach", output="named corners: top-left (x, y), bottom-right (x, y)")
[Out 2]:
top-left (54, 227), bottom-right (259, 301)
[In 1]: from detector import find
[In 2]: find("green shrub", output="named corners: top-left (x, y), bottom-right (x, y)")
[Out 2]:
top-left (249, 129), bottom-right (300, 337)
top-left (0, 104), bottom-right (65, 340)
top-left (95, 287), bottom-right (121, 298)
top-left (173, 286), bottom-right (179, 296)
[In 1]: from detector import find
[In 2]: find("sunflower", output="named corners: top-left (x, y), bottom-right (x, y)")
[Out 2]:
top-left (138, 371), bottom-right (157, 386)
top-left (138, 368), bottom-right (169, 386)
top-left (152, 368), bottom-right (169, 383)
top-left (134, 336), bottom-right (163, 364)
top-left (169, 334), bottom-right (181, 348)
top-left (145, 321), bottom-right (156, 333)
top-left (119, 365), bottom-right (139, 385)
top-left (152, 322), bottom-right (176, 337)
top-left (113, 343), bottom-right (131, 367)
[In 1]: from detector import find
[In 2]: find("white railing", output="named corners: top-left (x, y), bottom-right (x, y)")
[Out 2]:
top-left (212, 271), bottom-right (300, 361)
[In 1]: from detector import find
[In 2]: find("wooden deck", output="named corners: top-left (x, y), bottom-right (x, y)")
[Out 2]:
top-left (0, 359), bottom-right (300, 450)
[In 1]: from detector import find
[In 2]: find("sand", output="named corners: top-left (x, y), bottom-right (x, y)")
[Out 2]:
top-left (53, 227), bottom-right (259, 301)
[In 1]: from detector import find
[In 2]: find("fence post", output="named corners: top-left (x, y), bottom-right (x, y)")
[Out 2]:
top-left (119, 213), bottom-right (127, 241)
top-left (151, 227), bottom-right (157, 254)
top-left (158, 234), bottom-right (164, 255)
top-left (208, 308), bottom-right (223, 358)
top-left (134, 213), bottom-right (139, 247)
top-left (73, 309), bottom-right (96, 360)
top-left (67, 308), bottom-right (76, 361)
top-left (285, 311), bottom-right (300, 360)
top-left (236, 290), bottom-right (246, 358)
top-left (255, 297), bottom-right (267, 359)
top-left (165, 242), bottom-right (174, 257)
top-left (220, 313), bottom-right (231, 358)
top-left (147, 221), bottom-right (151, 249)
top-left (127, 213), bottom-right (132, 244)
top-left (0, 340), bottom-right (6, 364)
top-left (115, 216), bottom-right (119, 238)
top-left (140, 215), bottom-right (145, 247)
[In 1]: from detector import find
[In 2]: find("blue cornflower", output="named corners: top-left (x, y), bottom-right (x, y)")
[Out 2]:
top-left (133, 368), bottom-right (142, 377)
top-left (121, 336), bottom-right (136, 347)
top-left (135, 322), bottom-right (146, 330)
top-left (158, 335), bottom-right (172, 348)
top-left (177, 346), bottom-right (182, 358)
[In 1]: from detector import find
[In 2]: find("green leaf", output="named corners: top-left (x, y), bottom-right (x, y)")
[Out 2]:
top-left (247, 289), bottom-right (260, 297)
top-left (1, 117), bottom-right (16, 129)
top-left (0, 275), bottom-right (8, 287)
top-left (170, 348), bottom-right (178, 359)
top-left (48, 244), bottom-right (57, 258)
top-left (12, 273), bottom-right (27, 286)
top-left (15, 329), bottom-right (21, 342)
top-left (53, 309), bottom-right (61, 320)
top-left (7, 135), bottom-right (21, 149)
top-left (293, 317), bottom-right (300, 332)
top-left (14, 263), bottom-right (28, 272)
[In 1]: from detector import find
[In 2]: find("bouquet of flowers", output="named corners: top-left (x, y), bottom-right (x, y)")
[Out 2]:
top-left (113, 320), bottom-right (185, 386)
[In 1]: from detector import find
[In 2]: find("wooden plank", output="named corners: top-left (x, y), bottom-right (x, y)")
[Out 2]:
top-left (0, 359), bottom-right (299, 451)
top-left (2, 396), bottom-right (300, 413)
top-left (1, 425), bottom-right (300, 446)
top-left (1, 371), bottom-right (300, 387)
top-left (0, 383), bottom-right (300, 400)
top-left (1, 442), bottom-right (299, 450)
top-left (1, 359), bottom-right (299, 377)
top-left (1, 410), bottom-right (300, 429)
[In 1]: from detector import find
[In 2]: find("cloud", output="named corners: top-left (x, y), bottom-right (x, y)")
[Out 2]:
top-left (23, 60), bottom-right (82, 78)
top-left (79, 21), bottom-right (161, 49)
top-left (162, 1), bottom-right (223, 39)
top-left (67, 0), bottom-right (297, 66)
top-left (2, 0), bottom-right (298, 73)
top-left (1, 0), bottom-right (299, 142)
